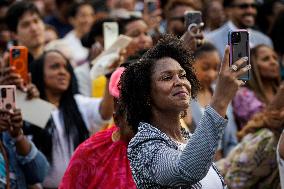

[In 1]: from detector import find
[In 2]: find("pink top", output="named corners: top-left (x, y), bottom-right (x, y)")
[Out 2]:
top-left (59, 126), bottom-right (137, 189)
top-left (233, 87), bottom-right (265, 129)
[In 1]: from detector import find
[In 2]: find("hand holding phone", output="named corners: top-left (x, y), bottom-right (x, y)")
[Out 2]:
top-left (228, 30), bottom-right (250, 81)
top-left (9, 46), bottom-right (29, 84)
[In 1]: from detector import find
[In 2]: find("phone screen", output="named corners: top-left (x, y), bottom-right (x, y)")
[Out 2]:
top-left (228, 30), bottom-right (250, 81)
top-left (0, 85), bottom-right (16, 112)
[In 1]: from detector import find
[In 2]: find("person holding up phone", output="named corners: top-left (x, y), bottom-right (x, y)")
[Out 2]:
top-left (0, 107), bottom-right (49, 189)
top-left (120, 35), bottom-right (251, 188)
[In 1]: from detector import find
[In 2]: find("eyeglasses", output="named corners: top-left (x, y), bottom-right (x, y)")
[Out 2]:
top-left (231, 3), bottom-right (257, 9)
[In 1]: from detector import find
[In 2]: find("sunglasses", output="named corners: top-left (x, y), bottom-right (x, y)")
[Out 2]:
top-left (231, 3), bottom-right (257, 9)
top-left (169, 16), bottom-right (185, 22)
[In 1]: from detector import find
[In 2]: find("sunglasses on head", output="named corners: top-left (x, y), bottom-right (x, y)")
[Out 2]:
top-left (231, 3), bottom-right (257, 9)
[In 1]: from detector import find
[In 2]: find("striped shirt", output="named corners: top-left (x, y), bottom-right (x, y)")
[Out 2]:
top-left (127, 106), bottom-right (228, 189)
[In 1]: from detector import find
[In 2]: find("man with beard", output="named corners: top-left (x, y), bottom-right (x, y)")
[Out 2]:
top-left (206, 0), bottom-right (272, 57)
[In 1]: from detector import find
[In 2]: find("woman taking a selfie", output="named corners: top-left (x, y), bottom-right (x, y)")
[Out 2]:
top-left (119, 35), bottom-right (251, 188)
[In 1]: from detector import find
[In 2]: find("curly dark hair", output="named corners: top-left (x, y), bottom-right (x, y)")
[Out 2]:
top-left (119, 34), bottom-right (199, 133)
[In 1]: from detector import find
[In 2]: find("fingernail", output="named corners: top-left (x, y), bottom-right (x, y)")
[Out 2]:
top-left (243, 57), bottom-right (248, 61)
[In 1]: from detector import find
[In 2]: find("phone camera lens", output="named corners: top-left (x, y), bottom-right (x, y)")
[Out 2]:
top-left (232, 32), bottom-right (241, 44)
top-left (12, 49), bottom-right (20, 58)
top-left (1, 88), bottom-right (6, 98)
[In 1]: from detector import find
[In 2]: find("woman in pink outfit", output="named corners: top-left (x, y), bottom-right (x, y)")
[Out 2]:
top-left (59, 67), bottom-right (136, 189)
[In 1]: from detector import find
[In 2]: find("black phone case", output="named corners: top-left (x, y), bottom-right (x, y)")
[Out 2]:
top-left (228, 30), bottom-right (250, 81)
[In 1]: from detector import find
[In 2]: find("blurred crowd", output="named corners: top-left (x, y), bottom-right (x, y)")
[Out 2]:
top-left (0, 0), bottom-right (283, 188)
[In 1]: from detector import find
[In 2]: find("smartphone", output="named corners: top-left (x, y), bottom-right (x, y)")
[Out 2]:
top-left (228, 30), bottom-right (250, 81)
top-left (145, 0), bottom-right (157, 13)
top-left (9, 46), bottom-right (29, 84)
top-left (184, 10), bottom-right (204, 32)
top-left (0, 85), bottom-right (16, 112)
top-left (103, 22), bottom-right (119, 50)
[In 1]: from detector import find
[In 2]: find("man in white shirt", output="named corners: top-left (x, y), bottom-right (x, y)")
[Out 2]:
top-left (206, 0), bottom-right (272, 57)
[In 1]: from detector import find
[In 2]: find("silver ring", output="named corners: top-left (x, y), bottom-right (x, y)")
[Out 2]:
top-left (230, 64), bottom-right (238, 72)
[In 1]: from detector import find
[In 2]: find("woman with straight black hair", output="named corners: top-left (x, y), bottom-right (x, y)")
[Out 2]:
top-left (25, 49), bottom-right (113, 188)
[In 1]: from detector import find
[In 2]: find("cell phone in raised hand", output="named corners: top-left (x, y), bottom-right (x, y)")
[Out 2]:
top-left (184, 10), bottom-right (204, 32)
top-left (228, 30), bottom-right (250, 81)
top-left (9, 46), bottom-right (29, 84)
top-left (0, 85), bottom-right (16, 112)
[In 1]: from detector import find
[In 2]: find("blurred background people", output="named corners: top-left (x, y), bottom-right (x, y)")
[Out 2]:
top-left (44, 24), bottom-right (59, 45)
top-left (63, 1), bottom-right (95, 66)
top-left (233, 45), bottom-right (280, 130)
top-left (269, 9), bottom-right (284, 80)
top-left (164, 0), bottom-right (199, 37)
top-left (26, 50), bottom-right (114, 188)
top-left (75, 14), bottom-right (153, 97)
top-left (202, 0), bottom-right (226, 34)
top-left (44, 0), bottom-right (74, 38)
top-left (191, 43), bottom-right (238, 159)
top-left (218, 83), bottom-right (284, 189)
top-left (5, 1), bottom-right (46, 60)
top-left (206, 0), bottom-right (273, 57)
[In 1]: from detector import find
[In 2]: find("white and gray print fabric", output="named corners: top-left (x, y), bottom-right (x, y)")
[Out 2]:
top-left (128, 106), bottom-right (228, 189)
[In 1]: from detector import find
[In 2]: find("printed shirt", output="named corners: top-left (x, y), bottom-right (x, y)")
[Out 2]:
top-left (217, 128), bottom-right (280, 189)
top-left (128, 106), bottom-right (228, 189)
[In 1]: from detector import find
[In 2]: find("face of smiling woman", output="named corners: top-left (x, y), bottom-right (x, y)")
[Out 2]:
top-left (43, 51), bottom-right (71, 94)
top-left (150, 57), bottom-right (192, 113)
